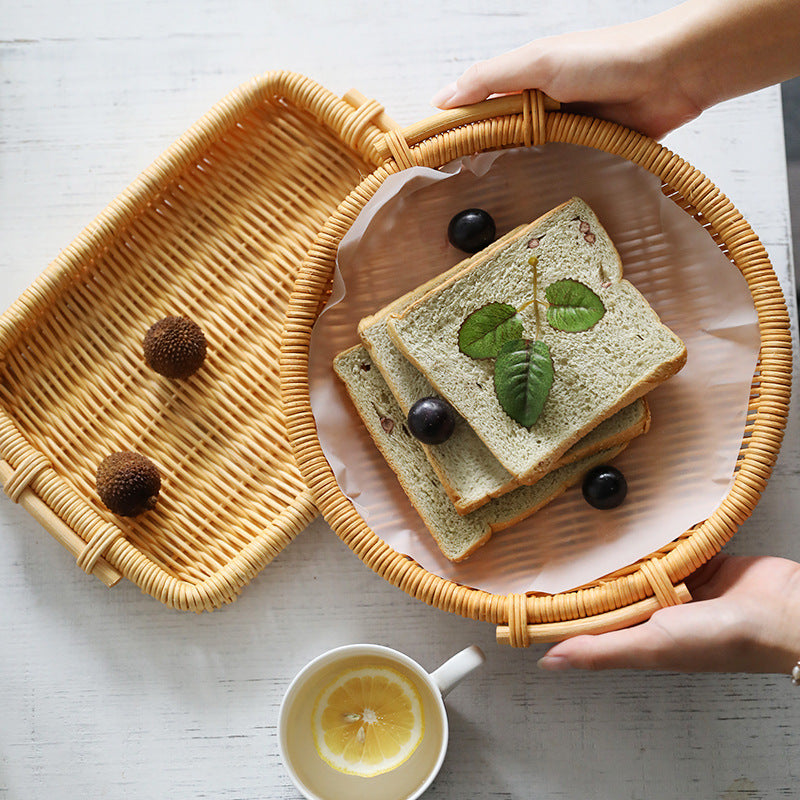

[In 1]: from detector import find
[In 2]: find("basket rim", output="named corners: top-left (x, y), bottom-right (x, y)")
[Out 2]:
top-left (280, 92), bottom-right (793, 638)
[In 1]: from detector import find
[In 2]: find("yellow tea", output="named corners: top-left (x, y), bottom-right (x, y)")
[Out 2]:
top-left (282, 654), bottom-right (445, 800)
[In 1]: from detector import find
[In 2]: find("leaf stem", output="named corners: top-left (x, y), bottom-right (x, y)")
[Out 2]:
top-left (529, 256), bottom-right (541, 340)
top-left (518, 298), bottom-right (549, 313)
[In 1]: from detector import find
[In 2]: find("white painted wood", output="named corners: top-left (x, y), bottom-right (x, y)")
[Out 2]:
top-left (1, 2), bottom-right (798, 798)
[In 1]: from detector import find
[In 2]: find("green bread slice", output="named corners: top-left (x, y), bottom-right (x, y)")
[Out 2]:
top-left (387, 197), bottom-right (686, 481)
top-left (333, 345), bottom-right (627, 562)
top-left (359, 271), bottom-right (650, 514)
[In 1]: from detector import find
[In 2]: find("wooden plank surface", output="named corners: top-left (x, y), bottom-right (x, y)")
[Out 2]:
top-left (1, 1), bottom-right (799, 798)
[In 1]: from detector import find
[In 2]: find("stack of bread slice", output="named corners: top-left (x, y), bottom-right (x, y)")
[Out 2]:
top-left (333, 198), bottom-right (686, 561)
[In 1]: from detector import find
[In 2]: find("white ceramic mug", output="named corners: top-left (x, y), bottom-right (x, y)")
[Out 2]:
top-left (277, 643), bottom-right (485, 800)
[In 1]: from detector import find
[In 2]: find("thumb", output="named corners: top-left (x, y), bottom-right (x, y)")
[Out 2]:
top-left (432, 46), bottom-right (546, 108)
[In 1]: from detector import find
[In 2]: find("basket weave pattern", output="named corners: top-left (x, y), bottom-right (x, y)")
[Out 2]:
top-left (281, 89), bottom-right (793, 645)
top-left (0, 73), bottom-right (388, 610)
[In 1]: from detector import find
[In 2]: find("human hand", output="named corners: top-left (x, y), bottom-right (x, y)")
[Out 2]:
top-left (432, 1), bottom-right (800, 140)
top-left (537, 554), bottom-right (800, 675)
top-left (431, 23), bottom-right (701, 139)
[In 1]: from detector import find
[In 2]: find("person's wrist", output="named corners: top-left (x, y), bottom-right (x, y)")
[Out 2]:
top-left (642, 11), bottom-right (711, 120)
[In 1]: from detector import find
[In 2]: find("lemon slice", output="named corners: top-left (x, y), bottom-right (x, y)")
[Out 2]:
top-left (311, 664), bottom-right (425, 777)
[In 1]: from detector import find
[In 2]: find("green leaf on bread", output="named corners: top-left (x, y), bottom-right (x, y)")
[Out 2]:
top-left (458, 261), bottom-right (604, 428)
top-left (545, 279), bottom-right (605, 332)
top-left (493, 339), bottom-right (554, 427)
top-left (458, 302), bottom-right (524, 358)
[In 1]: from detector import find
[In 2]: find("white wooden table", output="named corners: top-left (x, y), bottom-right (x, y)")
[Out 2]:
top-left (2, 2), bottom-right (799, 798)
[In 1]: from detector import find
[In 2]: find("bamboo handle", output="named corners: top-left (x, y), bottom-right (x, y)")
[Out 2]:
top-left (341, 88), bottom-right (402, 132)
top-left (0, 460), bottom-right (122, 587)
top-left (496, 582), bottom-right (692, 646)
top-left (374, 91), bottom-right (560, 163)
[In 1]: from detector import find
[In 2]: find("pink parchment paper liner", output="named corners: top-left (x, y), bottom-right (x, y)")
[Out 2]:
top-left (308, 144), bottom-right (760, 595)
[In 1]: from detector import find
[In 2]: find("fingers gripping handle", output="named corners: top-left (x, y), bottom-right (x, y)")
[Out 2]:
top-left (495, 582), bottom-right (692, 646)
top-left (372, 89), bottom-right (559, 165)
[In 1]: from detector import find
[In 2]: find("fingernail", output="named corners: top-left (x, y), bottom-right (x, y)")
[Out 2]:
top-left (537, 655), bottom-right (572, 671)
top-left (430, 82), bottom-right (457, 108)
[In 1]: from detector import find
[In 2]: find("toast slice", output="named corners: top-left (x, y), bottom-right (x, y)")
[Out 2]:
top-left (387, 197), bottom-right (686, 481)
top-left (359, 286), bottom-right (650, 514)
top-left (333, 345), bottom-right (627, 562)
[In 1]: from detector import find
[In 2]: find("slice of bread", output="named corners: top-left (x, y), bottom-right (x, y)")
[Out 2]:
top-left (333, 345), bottom-right (627, 562)
top-left (359, 281), bottom-right (650, 514)
top-left (387, 197), bottom-right (686, 481)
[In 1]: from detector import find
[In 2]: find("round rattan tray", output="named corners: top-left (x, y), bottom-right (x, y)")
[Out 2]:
top-left (281, 88), bottom-right (793, 646)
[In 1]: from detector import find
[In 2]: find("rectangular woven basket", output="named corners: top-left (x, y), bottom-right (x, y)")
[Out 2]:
top-left (0, 72), bottom-right (390, 610)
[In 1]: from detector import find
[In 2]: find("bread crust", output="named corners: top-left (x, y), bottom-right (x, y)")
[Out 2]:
top-left (333, 345), bottom-right (628, 562)
top-left (359, 220), bottom-right (654, 512)
top-left (386, 197), bottom-right (686, 481)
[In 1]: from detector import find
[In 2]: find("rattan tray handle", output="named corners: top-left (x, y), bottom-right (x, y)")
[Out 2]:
top-left (497, 582), bottom-right (692, 646)
top-left (0, 459), bottom-right (121, 587)
top-left (342, 88), bottom-right (402, 134)
top-left (372, 90), bottom-right (560, 165)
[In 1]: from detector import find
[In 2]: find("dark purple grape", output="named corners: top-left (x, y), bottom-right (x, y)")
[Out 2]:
top-left (447, 209), bottom-right (496, 253)
top-left (407, 397), bottom-right (456, 444)
top-left (582, 465), bottom-right (628, 510)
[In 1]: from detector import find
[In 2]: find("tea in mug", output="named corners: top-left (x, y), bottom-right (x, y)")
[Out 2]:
top-left (282, 654), bottom-right (445, 800)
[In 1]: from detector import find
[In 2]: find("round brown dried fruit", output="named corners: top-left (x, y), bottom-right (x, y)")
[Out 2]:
top-left (95, 451), bottom-right (161, 517)
top-left (143, 316), bottom-right (207, 379)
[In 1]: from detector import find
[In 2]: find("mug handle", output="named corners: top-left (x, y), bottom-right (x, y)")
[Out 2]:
top-left (429, 645), bottom-right (485, 698)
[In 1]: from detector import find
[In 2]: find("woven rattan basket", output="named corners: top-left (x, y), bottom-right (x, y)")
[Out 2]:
top-left (1, 73), bottom-right (792, 640)
top-left (280, 81), bottom-right (792, 646)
